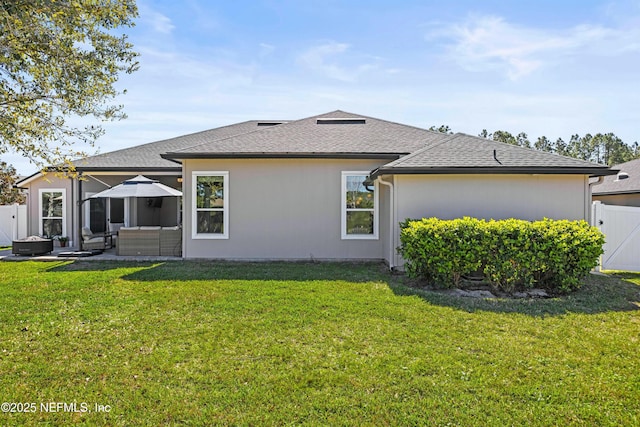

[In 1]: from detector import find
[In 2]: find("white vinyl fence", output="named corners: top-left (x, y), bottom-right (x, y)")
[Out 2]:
top-left (592, 201), bottom-right (640, 272)
top-left (0, 204), bottom-right (27, 246)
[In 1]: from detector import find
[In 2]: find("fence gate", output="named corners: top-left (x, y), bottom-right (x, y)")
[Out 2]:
top-left (0, 204), bottom-right (27, 246)
top-left (592, 201), bottom-right (640, 271)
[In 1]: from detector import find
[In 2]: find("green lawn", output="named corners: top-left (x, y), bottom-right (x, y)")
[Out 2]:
top-left (1, 261), bottom-right (639, 426)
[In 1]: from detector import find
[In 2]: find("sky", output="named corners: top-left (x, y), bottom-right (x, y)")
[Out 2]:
top-left (7, 0), bottom-right (640, 175)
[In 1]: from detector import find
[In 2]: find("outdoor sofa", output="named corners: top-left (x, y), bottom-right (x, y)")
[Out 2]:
top-left (117, 226), bottom-right (181, 256)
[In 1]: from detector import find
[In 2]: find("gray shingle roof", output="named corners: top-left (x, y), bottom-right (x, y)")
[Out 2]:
top-left (163, 110), bottom-right (443, 157)
top-left (592, 158), bottom-right (640, 194)
top-left (373, 133), bottom-right (613, 176)
top-left (72, 109), bottom-right (614, 177)
top-left (73, 120), bottom-right (282, 171)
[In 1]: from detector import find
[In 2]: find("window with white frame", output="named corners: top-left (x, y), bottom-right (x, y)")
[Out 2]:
top-left (39, 189), bottom-right (66, 238)
top-left (341, 172), bottom-right (378, 239)
top-left (192, 172), bottom-right (228, 239)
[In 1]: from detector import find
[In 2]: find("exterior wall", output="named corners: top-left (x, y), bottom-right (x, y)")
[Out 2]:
top-left (593, 193), bottom-right (640, 207)
top-left (22, 174), bottom-right (74, 245)
top-left (183, 158), bottom-right (387, 260)
top-left (392, 174), bottom-right (589, 267)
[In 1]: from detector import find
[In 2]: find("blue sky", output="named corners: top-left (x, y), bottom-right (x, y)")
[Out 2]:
top-left (10, 0), bottom-right (640, 174)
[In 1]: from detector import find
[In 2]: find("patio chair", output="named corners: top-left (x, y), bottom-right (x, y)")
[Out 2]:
top-left (81, 227), bottom-right (106, 251)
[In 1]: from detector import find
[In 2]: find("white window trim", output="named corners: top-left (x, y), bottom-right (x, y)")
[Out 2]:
top-left (192, 171), bottom-right (229, 240)
top-left (38, 188), bottom-right (66, 237)
top-left (341, 171), bottom-right (379, 240)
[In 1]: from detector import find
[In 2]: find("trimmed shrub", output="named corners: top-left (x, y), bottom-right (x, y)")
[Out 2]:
top-left (398, 217), bottom-right (487, 288)
top-left (398, 217), bottom-right (604, 293)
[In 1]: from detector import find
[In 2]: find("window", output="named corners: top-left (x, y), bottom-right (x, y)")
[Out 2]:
top-left (39, 189), bottom-right (66, 238)
top-left (192, 172), bottom-right (228, 239)
top-left (341, 172), bottom-right (378, 239)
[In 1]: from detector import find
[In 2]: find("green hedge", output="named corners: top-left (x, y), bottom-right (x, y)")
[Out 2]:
top-left (398, 217), bottom-right (605, 293)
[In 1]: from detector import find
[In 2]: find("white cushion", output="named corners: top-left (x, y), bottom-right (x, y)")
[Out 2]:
top-left (81, 227), bottom-right (92, 239)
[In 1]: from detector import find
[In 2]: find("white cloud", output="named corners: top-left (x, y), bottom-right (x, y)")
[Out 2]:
top-left (138, 3), bottom-right (175, 35)
top-left (259, 43), bottom-right (275, 58)
top-left (427, 15), bottom-right (640, 80)
top-left (297, 42), bottom-right (379, 82)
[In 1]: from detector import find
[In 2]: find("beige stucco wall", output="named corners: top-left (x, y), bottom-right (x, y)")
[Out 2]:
top-left (390, 174), bottom-right (589, 267)
top-left (21, 174), bottom-right (74, 244)
top-left (593, 193), bottom-right (640, 207)
top-left (183, 158), bottom-right (387, 260)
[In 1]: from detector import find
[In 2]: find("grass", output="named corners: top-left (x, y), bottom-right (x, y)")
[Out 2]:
top-left (0, 261), bottom-right (639, 426)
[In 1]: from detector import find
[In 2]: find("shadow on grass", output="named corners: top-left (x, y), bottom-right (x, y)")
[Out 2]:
top-left (47, 259), bottom-right (393, 283)
top-left (47, 261), bottom-right (640, 317)
top-left (389, 273), bottom-right (640, 316)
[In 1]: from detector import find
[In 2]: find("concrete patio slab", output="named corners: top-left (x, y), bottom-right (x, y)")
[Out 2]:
top-left (0, 246), bottom-right (183, 262)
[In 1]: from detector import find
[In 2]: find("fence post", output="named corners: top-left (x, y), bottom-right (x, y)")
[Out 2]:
top-left (11, 203), bottom-right (19, 241)
top-left (592, 201), bottom-right (603, 271)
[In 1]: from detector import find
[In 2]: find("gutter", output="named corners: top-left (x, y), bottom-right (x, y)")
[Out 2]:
top-left (370, 166), bottom-right (618, 178)
top-left (161, 152), bottom-right (406, 160)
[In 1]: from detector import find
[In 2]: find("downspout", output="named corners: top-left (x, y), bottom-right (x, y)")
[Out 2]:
top-left (588, 176), bottom-right (605, 224)
top-left (78, 175), bottom-right (83, 250)
top-left (70, 175), bottom-right (75, 247)
top-left (377, 175), bottom-right (395, 270)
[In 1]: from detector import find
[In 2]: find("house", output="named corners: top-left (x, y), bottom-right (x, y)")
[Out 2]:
top-left (17, 110), bottom-right (614, 267)
top-left (592, 158), bottom-right (640, 207)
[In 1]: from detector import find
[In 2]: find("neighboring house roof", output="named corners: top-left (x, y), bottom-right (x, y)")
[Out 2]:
top-left (162, 110), bottom-right (443, 159)
top-left (592, 158), bottom-right (640, 195)
top-left (73, 120), bottom-right (286, 171)
top-left (371, 133), bottom-right (614, 177)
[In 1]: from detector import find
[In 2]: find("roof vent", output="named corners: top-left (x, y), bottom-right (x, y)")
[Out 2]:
top-left (317, 118), bottom-right (366, 125)
top-left (257, 122), bottom-right (283, 127)
top-left (615, 171), bottom-right (629, 182)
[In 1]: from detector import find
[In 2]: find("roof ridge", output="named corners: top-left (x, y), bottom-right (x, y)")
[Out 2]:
top-left (164, 114), bottom-right (326, 155)
top-left (166, 109), bottom-right (393, 155)
top-left (319, 109), bottom-right (447, 136)
top-left (386, 133), bottom-right (459, 167)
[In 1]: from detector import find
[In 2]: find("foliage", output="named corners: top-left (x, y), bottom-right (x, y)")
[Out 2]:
top-left (480, 129), bottom-right (640, 165)
top-left (0, 161), bottom-right (25, 204)
top-left (0, 261), bottom-right (638, 425)
top-left (428, 124), bottom-right (453, 134)
top-left (397, 217), bottom-right (486, 287)
top-left (399, 217), bottom-right (605, 293)
top-left (0, 0), bottom-right (139, 172)
top-left (444, 125), bottom-right (640, 166)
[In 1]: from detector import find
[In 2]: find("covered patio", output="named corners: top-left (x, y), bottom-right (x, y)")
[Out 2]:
top-left (80, 175), bottom-right (183, 256)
